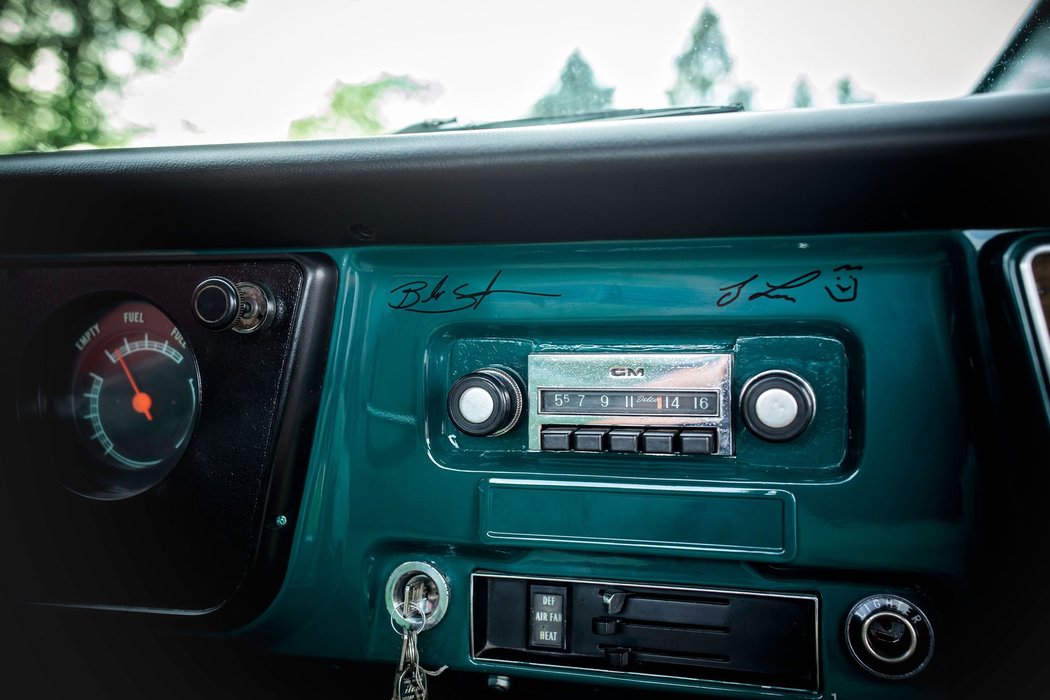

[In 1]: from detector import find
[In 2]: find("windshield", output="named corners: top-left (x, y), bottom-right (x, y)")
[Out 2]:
top-left (0, 0), bottom-right (1040, 153)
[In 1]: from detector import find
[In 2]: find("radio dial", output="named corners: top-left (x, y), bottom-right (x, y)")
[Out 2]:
top-left (448, 368), bottom-right (523, 437)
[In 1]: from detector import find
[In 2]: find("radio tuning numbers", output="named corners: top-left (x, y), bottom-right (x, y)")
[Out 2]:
top-left (539, 390), bottom-right (719, 417)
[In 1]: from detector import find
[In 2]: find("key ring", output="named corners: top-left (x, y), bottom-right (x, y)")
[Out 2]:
top-left (390, 600), bottom-right (427, 634)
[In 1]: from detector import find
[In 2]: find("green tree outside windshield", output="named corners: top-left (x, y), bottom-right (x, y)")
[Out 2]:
top-left (529, 50), bottom-right (614, 118)
top-left (0, 0), bottom-right (243, 154)
top-left (667, 7), bottom-right (731, 107)
top-left (793, 77), bottom-right (815, 108)
top-left (836, 76), bottom-right (874, 104)
top-left (289, 75), bottom-right (434, 139)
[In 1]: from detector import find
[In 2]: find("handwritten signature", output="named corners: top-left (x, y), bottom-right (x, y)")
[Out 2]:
top-left (389, 270), bottom-right (561, 314)
top-left (717, 264), bottom-right (863, 307)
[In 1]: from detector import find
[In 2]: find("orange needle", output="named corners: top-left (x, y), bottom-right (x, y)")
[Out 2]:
top-left (115, 349), bottom-right (153, 422)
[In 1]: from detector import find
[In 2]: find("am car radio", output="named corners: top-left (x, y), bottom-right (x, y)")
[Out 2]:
top-left (527, 353), bottom-right (735, 456)
top-left (445, 351), bottom-right (818, 455)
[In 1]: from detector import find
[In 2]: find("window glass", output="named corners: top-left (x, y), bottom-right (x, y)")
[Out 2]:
top-left (0, 0), bottom-right (1036, 153)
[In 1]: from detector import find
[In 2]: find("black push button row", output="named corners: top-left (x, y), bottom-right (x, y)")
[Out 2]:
top-left (541, 426), bottom-right (717, 455)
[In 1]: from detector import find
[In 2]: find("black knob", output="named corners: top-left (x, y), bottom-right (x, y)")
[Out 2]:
top-left (447, 368), bottom-right (523, 437)
top-left (192, 276), bottom-right (240, 330)
top-left (605, 647), bottom-right (630, 668)
top-left (740, 370), bottom-right (815, 442)
top-left (592, 617), bottom-right (619, 636)
top-left (846, 595), bottom-right (934, 680)
top-left (192, 277), bottom-right (275, 334)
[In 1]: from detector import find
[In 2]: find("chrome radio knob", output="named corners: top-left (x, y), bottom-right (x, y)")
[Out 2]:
top-left (740, 370), bottom-right (815, 441)
top-left (447, 367), bottom-right (523, 437)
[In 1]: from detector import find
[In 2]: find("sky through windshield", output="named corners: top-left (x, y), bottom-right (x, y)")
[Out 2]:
top-left (0, 0), bottom-right (1036, 152)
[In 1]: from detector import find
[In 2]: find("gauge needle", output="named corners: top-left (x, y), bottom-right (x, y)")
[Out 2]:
top-left (115, 349), bottom-right (153, 422)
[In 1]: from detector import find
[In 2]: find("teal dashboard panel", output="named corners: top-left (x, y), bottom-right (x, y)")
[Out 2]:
top-left (241, 231), bottom-right (978, 698)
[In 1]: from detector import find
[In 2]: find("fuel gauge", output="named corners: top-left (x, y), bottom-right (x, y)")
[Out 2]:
top-left (70, 301), bottom-right (201, 477)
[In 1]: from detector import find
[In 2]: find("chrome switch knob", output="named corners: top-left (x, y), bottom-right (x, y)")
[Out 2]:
top-left (192, 276), bottom-right (275, 334)
top-left (447, 367), bottom-right (523, 437)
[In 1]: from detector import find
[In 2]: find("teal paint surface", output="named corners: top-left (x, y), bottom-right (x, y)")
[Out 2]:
top-left (238, 232), bottom-right (979, 699)
top-left (480, 479), bottom-right (795, 560)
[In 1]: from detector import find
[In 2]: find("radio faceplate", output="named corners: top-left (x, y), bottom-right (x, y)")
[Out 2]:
top-left (527, 353), bottom-right (733, 455)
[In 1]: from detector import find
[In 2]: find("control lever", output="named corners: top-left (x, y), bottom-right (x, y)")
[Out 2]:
top-left (605, 647), bottom-right (631, 668)
top-left (593, 617), bottom-right (620, 636)
top-left (602, 589), bottom-right (627, 615)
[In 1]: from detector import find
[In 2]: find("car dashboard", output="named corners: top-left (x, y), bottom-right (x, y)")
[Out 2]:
top-left (2, 90), bottom-right (1050, 699)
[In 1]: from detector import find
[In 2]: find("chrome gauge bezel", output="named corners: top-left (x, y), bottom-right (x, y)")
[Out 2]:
top-left (20, 293), bottom-right (203, 500)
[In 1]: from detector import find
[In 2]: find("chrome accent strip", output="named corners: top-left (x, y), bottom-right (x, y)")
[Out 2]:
top-left (476, 367), bottom-right (523, 436)
top-left (1019, 243), bottom-right (1050, 383)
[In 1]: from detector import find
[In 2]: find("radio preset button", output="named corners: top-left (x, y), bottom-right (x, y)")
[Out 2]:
top-left (608, 428), bottom-right (643, 452)
top-left (680, 430), bottom-right (717, 455)
top-left (540, 427), bottom-right (574, 451)
top-left (641, 430), bottom-right (677, 454)
top-left (573, 428), bottom-right (609, 452)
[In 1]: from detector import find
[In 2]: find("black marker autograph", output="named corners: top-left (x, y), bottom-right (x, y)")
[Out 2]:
top-left (824, 264), bottom-right (863, 302)
top-left (716, 265), bottom-right (863, 307)
top-left (389, 270), bottom-right (561, 314)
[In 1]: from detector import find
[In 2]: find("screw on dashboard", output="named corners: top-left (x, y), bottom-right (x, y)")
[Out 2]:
top-left (348, 222), bottom-right (376, 241)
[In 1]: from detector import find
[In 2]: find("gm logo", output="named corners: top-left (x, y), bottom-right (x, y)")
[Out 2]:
top-left (609, 367), bottom-right (644, 377)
